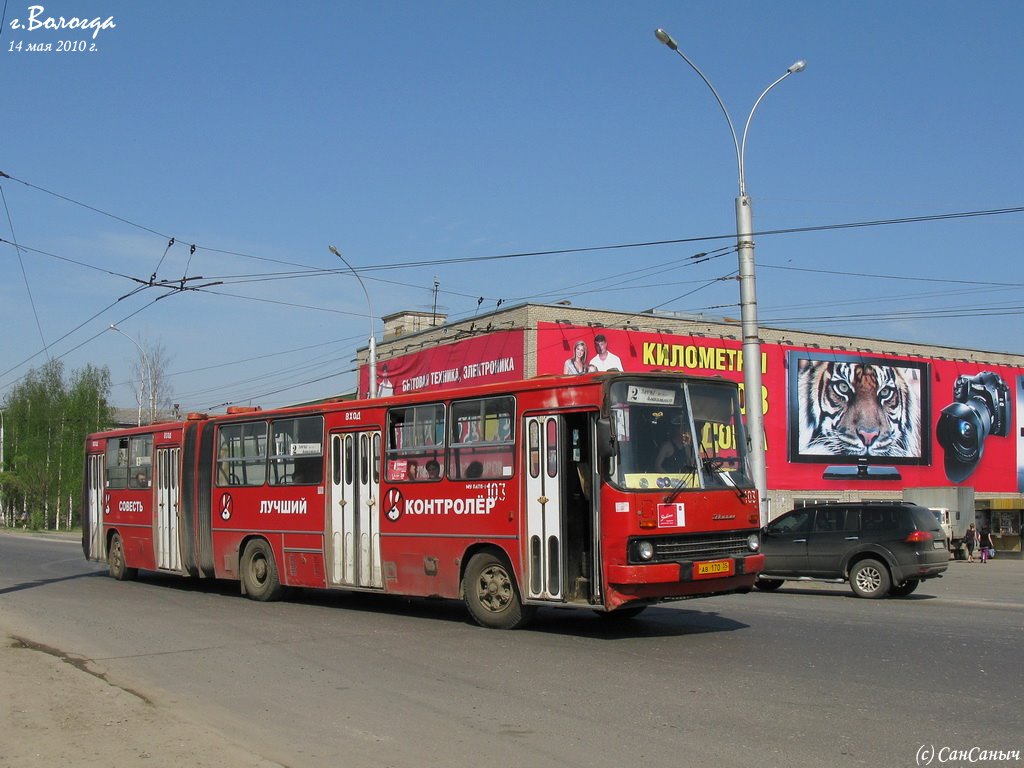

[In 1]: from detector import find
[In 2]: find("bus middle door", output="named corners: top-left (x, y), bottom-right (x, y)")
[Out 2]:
top-left (328, 430), bottom-right (382, 589)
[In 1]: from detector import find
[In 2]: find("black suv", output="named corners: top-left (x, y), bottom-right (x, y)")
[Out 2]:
top-left (755, 502), bottom-right (948, 598)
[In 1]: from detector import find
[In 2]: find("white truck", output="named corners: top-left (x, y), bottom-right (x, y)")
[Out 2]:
top-left (903, 487), bottom-right (976, 559)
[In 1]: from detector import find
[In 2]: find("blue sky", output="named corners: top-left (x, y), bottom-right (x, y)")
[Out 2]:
top-left (2, 1), bottom-right (1022, 411)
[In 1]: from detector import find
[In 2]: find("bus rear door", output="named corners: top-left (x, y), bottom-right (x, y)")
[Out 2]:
top-left (86, 452), bottom-right (105, 561)
top-left (155, 446), bottom-right (181, 571)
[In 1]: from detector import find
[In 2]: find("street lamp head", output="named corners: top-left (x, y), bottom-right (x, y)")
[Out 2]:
top-left (327, 241), bottom-right (378, 398)
top-left (649, 30), bottom-right (800, 524)
top-left (654, 28), bottom-right (678, 51)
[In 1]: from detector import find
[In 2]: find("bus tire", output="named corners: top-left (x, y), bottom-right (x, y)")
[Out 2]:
top-left (108, 532), bottom-right (137, 581)
top-left (241, 539), bottom-right (284, 602)
top-left (462, 552), bottom-right (534, 630)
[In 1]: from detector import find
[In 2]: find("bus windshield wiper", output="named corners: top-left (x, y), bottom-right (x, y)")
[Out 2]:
top-left (664, 469), bottom-right (697, 505)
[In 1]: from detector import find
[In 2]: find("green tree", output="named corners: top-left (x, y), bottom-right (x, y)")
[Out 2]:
top-left (1, 360), bottom-right (113, 529)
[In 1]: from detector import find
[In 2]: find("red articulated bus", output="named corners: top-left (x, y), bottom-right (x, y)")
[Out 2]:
top-left (83, 371), bottom-right (764, 628)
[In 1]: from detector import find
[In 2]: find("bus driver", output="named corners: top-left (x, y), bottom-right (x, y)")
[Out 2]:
top-left (656, 418), bottom-right (697, 474)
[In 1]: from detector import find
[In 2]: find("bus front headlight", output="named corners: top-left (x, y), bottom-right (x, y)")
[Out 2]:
top-left (747, 533), bottom-right (760, 552)
top-left (637, 540), bottom-right (655, 561)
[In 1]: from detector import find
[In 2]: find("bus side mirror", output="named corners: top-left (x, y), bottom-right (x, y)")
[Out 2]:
top-left (596, 417), bottom-right (617, 461)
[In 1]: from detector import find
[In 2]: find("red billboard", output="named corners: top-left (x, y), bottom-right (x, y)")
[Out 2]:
top-left (359, 330), bottom-right (525, 399)
top-left (535, 322), bottom-right (1024, 494)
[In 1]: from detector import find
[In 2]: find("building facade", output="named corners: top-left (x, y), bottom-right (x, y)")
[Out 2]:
top-left (357, 303), bottom-right (1024, 553)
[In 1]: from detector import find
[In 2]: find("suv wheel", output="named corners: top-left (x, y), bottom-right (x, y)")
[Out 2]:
top-left (889, 579), bottom-right (920, 597)
top-left (849, 558), bottom-right (891, 599)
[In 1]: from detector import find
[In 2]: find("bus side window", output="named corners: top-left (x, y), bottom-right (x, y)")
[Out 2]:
top-left (129, 434), bottom-right (153, 488)
top-left (386, 404), bottom-right (445, 482)
top-left (290, 457), bottom-right (321, 484)
top-left (449, 396), bottom-right (515, 480)
top-left (217, 421), bottom-right (269, 487)
top-left (269, 416), bottom-right (324, 486)
top-left (106, 437), bottom-right (129, 489)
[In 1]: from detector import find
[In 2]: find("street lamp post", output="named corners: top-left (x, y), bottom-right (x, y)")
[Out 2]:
top-left (328, 245), bottom-right (377, 398)
top-left (0, 409), bottom-right (5, 525)
top-left (109, 324), bottom-right (154, 425)
top-left (654, 27), bottom-right (805, 525)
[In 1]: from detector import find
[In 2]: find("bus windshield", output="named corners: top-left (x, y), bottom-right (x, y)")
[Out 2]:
top-left (607, 379), bottom-right (753, 491)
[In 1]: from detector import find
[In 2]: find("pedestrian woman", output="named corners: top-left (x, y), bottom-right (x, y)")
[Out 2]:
top-left (979, 525), bottom-right (994, 564)
top-left (964, 522), bottom-right (978, 563)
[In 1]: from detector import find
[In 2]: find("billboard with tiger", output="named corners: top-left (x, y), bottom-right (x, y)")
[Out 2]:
top-left (532, 322), bottom-right (1022, 492)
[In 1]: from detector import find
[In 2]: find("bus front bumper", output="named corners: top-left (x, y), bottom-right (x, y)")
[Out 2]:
top-left (607, 553), bottom-right (765, 586)
top-left (603, 554), bottom-right (765, 609)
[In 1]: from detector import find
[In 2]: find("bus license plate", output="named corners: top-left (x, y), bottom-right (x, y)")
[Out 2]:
top-left (694, 559), bottom-right (733, 579)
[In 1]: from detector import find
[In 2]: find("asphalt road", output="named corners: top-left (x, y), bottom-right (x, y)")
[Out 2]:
top-left (1, 531), bottom-right (1022, 768)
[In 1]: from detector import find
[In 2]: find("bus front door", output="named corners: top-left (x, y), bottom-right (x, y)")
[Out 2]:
top-left (525, 415), bottom-right (565, 601)
top-left (328, 431), bottom-right (382, 589)
top-left (524, 413), bottom-right (598, 605)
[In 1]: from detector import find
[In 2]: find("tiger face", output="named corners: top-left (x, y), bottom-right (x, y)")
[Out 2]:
top-left (798, 361), bottom-right (921, 457)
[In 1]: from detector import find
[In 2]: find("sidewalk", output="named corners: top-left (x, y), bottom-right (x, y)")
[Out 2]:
top-left (0, 530), bottom-right (282, 768)
top-left (0, 630), bottom-right (283, 768)
top-left (0, 528), bottom-right (81, 543)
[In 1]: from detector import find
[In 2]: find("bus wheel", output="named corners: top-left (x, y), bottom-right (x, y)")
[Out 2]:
top-left (108, 533), bottom-right (137, 581)
top-left (241, 540), bottom-right (284, 602)
top-left (462, 552), bottom-right (535, 630)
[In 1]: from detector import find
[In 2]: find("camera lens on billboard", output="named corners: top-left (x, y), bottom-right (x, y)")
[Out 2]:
top-left (936, 371), bottom-right (1010, 483)
top-left (936, 400), bottom-right (991, 482)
